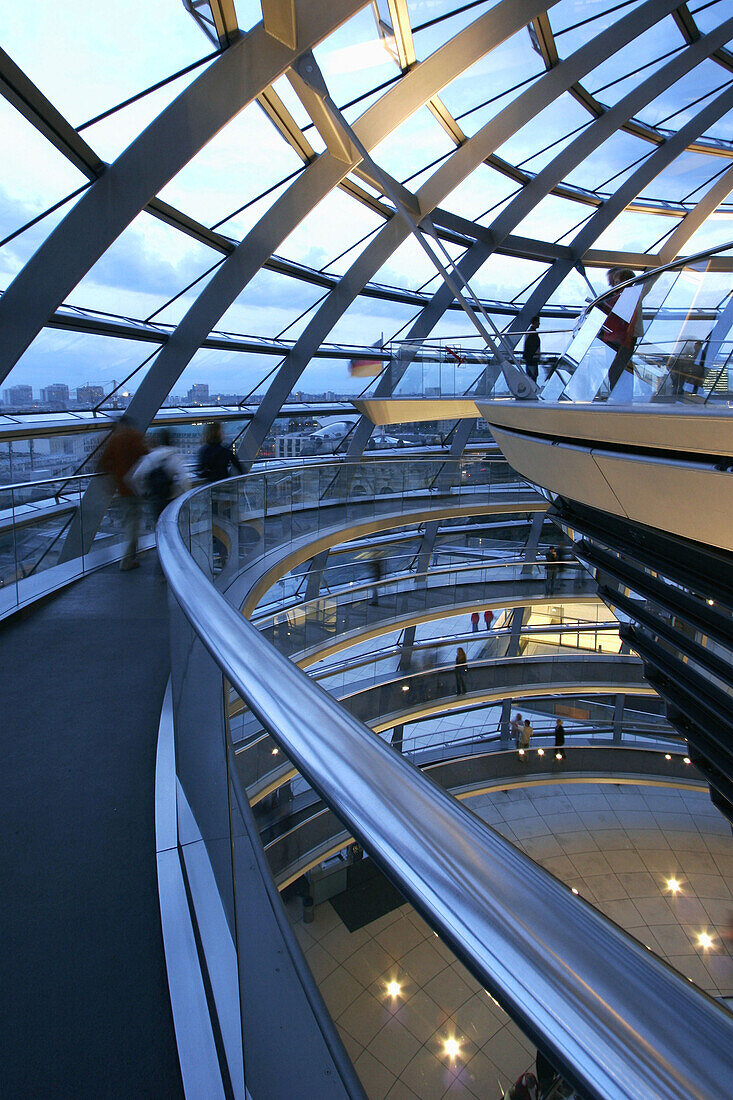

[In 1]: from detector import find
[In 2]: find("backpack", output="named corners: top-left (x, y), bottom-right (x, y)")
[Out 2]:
top-left (145, 461), bottom-right (174, 501)
top-left (509, 1072), bottom-right (539, 1100)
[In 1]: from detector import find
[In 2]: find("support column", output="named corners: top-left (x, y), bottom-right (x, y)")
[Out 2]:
top-left (304, 549), bottom-right (329, 601)
top-left (500, 511), bottom-right (545, 741)
top-left (613, 695), bottom-right (625, 744)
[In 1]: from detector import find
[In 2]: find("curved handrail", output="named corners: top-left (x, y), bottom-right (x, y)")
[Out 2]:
top-left (160, 482), bottom-right (733, 1100)
top-left (586, 238), bottom-right (733, 312)
top-left (254, 554), bottom-right (571, 621)
top-left (307, 622), bottom-right (621, 682)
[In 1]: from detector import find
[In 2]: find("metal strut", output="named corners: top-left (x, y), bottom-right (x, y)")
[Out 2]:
top-left (290, 51), bottom-right (535, 397)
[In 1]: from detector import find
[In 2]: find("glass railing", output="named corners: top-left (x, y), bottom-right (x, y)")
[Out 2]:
top-left (231, 652), bottom-right (652, 790)
top-left (254, 520), bottom-right (545, 614)
top-left (0, 471), bottom-right (158, 617)
top-left (157, 467), bottom-right (733, 1100)
top-left (544, 241), bottom-right (733, 404)
top-left (252, 559), bottom-right (592, 657)
top-left (257, 728), bottom-right (689, 881)
top-left (0, 451), bottom-right (532, 621)
top-left (306, 622), bottom-right (623, 695)
top-left (181, 454), bottom-right (538, 591)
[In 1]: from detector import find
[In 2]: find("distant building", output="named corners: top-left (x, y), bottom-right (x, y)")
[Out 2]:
top-left (76, 384), bottom-right (105, 406)
top-left (40, 383), bottom-right (70, 408)
top-left (187, 383), bottom-right (209, 405)
top-left (4, 385), bottom-right (34, 407)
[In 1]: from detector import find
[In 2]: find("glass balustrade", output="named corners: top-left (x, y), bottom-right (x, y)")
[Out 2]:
top-left (0, 471), bottom-right (158, 616)
top-left (544, 243), bottom-right (733, 404)
top-left (253, 560), bottom-right (590, 656)
top-left (306, 623), bottom-right (622, 696)
top-left (184, 455), bottom-right (536, 589)
top-left (160, 455), bottom-right (730, 1100)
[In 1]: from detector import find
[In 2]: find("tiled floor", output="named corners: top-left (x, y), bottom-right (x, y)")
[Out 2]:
top-left (289, 782), bottom-right (732, 1099)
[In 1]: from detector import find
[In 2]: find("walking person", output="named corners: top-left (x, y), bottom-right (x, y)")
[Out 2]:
top-left (369, 555), bottom-right (383, 606)
top-left (599, 267), bottom-right (640, 394)
top-left (554, 718), bottom-right (565, 760)
top-left (129, 429), bottom-right (190, 525)
top-left (471, 610), bottom-right (480, 633)
top-left (97, 414), bottom-right (149, 571)
top-left (454, 647), bottom-right (468, 695)
top-left (197, 421), bottom-right (244, 482)
top-left (519, 718), bottom-right (533, 751)
top-left (523, 317), bottom-right (541, 384)
top-left (484, 609), bottom-right (494, 630)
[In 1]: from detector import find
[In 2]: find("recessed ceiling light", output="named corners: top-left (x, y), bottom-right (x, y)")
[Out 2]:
top-left (537, 748), bottom-right (545, 756)
top-left (271, 747), bottom-right (279, 755)
top-left (665, 753), bottom-right (671, 760)
top-left (386, 980), bottom-right (401, 997)
top-left (666, 877), bottom-right (681, 893)
top-left (684, 757), bottom-right (691, 764)
top-left (697, 932), bottom-right (713, 950)
top-left (443, 1038), bottom-right (460, 1058)
top-left (571, 887), bottom-right (579, 895)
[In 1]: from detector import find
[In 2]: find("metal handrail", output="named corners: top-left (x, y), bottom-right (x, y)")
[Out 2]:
top-left (159, 482), bottom-right (733, 1100)
top-left (307, 622), bottom-right (621, 682)
top-left (0, 470), bottom-right (104, 494)
top-left (254, 554), bottom-right (575, 622)
top-left (585, 238), bottom-right (733, 311)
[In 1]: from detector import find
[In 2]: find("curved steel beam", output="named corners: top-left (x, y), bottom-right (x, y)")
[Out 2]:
top-left (656, 163), bottom-right (733, 263)
top-left (508, 82), bottom-right (733, 340)
top-left (367, 16), bottom-right (733, 397)
top-left (119, 0), bottom-right (553, 434)
top-left (0, 0), bottom-right (368, 384)
top-left (237, 0), bottom-right (691, 464)
top-left (57, 1), bottom-right (550, 562)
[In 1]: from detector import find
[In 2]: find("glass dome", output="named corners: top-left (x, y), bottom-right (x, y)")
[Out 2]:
top-left (0, 0), bottom-right (731, 406)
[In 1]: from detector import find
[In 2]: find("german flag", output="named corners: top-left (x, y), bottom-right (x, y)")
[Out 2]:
top-left (349, 338), bottom-right (384, 377)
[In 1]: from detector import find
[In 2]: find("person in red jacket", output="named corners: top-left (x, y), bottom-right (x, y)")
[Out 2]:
top-left (484, 609), bottom-right (494, 630)
top-left (98, 415), bottom-right (148, 570)
top-left (470, 611), bottom-right (480, 633)
top-left (599, 267), bottom-right (641, 393)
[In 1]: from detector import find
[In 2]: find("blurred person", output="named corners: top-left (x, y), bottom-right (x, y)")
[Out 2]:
top-left (502, 1070), bottom-right (539, 1100)
top-left (523, 317), bottom-right (541, 384)
top-left (599, 267), bottom-right (641, 394)
top-left (670, 339), bottom-right (703, 397)
top-left (554, 718), bottom-right (565, 760)
top-left (471, 610), bottom-right (480, 633)
top-left (419, 645), bottom-right (438, 701)
top-left (454, 646), bottom-right (468, 695)
top-left (369, 554), bottom-right (383, 606)
top-left (129, 429), bottom-right (190, 525)
top-left (511, 712), bottom-right (523, 746)
top-left (97, 414), bottom-right (148, 571)
top-left (197, 421), bottom-right (244, 482)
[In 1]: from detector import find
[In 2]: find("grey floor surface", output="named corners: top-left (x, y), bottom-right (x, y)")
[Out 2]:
top-left (0, 557), bottom-right (183, 1097)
